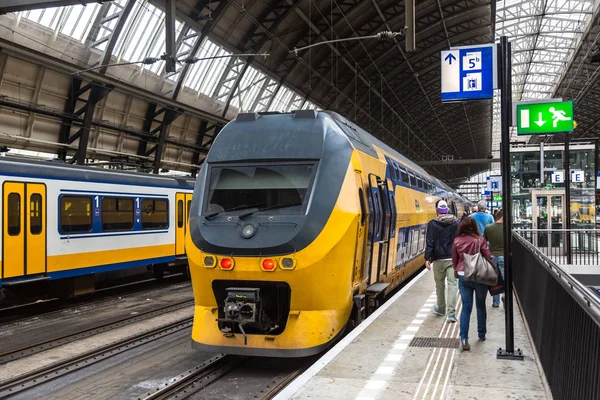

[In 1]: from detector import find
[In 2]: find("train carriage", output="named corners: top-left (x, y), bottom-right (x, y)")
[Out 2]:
top-left (0, 157), bottom-right (194, 296)
top-left (186, 110), bottom-right (471, 357)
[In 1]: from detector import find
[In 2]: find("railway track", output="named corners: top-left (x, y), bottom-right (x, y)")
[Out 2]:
top-left (0, 297), bottom-right (194, 364)
top-left (0, 273), bottom-right (187, 323)
top-left (139, 355), bottom-right (307, 400)
top-left (0, 317), bottom-right (193, 399)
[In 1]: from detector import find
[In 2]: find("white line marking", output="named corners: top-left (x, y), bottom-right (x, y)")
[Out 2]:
top-left (375, 366), bottom-right (394, 375)
top-left (272, 269), bottom-right (428, 400)
top-left (365, 380), bottom-right (387, 390)
top-left (394, 343), bottom-right (409, 350)
top-left (412, 296), bottom-right (461, 399)
top-left (385, 354), bottom-right (402, 362)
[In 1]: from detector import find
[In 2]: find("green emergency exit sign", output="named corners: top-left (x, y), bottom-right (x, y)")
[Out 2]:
top-left (493, 195), bottom-right (502, 201)
top-left (516, 101), bottom-right (573, 135)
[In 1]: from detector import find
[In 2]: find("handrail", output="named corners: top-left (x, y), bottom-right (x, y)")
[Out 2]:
top-left (515, 228), bottom-right (600, 232)
top-left (513, 231), bottom-right (600, 320)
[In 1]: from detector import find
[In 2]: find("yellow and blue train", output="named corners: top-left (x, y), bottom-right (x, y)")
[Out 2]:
top-left (186, 110), bottom-right (471, 357)
top-left (0, 157), bottom-right (194, 298)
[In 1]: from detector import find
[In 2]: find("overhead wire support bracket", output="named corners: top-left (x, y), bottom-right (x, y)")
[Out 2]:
top-left (292, 31), bottom-right (402, 56)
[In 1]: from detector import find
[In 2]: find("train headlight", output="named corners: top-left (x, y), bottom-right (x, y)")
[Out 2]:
top-left (220, 258), bottom-right (235, 270)
top-left (280, 257), bottom-right (296, 270)
top-left (204, 255), bottom-right (217, 268)
top-left (240, 223), bottom-right (256, 239)
top-left (261, 259), bottom-right (277, 271)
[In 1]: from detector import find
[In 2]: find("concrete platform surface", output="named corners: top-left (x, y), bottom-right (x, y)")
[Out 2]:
top-left (275, 270), bottom-right (551, 400)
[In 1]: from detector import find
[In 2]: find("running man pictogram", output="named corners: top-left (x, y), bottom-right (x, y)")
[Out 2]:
top-left (549, 106), bottom-right (571, 128)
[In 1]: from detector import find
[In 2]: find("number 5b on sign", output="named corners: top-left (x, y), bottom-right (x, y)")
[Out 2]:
top-left (463, 52), bottom-right (482, 70)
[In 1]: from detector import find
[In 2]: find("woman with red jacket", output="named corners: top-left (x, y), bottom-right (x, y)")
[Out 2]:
top-left (452, 217), bottom-right (495, 351)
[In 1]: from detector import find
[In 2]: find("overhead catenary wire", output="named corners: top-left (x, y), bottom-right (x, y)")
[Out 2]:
top-left (72, 52), bottom-right (270, 75)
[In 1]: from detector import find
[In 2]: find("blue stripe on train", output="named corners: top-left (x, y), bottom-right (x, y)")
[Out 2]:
top-left (0, 255), bottom-right (178, 288)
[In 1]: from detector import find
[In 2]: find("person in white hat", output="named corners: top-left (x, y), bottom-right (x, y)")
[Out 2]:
top-left (425, 200), bottom-right (460, 323)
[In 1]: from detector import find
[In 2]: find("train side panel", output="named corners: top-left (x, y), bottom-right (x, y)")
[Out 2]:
top-left (0, 171), bottom-right (192, 286)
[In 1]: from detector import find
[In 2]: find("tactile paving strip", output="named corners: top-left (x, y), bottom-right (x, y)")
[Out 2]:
top-left (408, 337), bottom-right (460, 349)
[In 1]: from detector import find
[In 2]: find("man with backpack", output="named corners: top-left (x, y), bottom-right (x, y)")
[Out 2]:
top-left (425, 200), bottom-right (461, 323)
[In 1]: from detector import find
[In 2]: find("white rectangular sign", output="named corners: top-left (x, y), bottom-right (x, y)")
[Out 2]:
top-left (441, 50), bottom-right (460, 93)
top-left (551, 170), bottom-right (564, 184)
top-left (571, 170), bottom-right (584, 183)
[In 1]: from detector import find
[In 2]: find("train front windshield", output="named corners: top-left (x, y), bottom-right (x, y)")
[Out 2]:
top-left (204, 163), bottom-right (316, 215)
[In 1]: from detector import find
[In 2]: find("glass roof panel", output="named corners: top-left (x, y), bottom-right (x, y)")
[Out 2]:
top-left (19, 4), bottom-right (101, 42)
top-left (492, 0), bottom-right (596, 156)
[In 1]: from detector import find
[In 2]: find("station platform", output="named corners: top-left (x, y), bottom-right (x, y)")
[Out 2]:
top-left (275, 269), bottom-right (551, 400)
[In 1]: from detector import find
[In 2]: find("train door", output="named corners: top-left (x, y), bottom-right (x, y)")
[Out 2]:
top-left (185, 193), bottom-right (193, 240)
top-left (2, 182), bottom-right (46, 279)
top-left (384, 179), bottom-right (397, 275)
top-left (175, 193), bottom-right (186, 255)
top-left (377, 179), bottom-right (393, 278)
top-left (367, 174), bottom-right (384, 284)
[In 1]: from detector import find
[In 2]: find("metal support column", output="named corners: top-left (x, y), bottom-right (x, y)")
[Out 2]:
top-left (72, 84), bottom-right (113, 165)
top-left (405, 0), bottom-right (415, 52)
top-left (165, 0), bottom-right (177, 73)
top-left (152, 108), bottom-right (182, 174)
top-left (57, 77), bottom-right (82, 161)
top-left (564, 132), bottom-right (572, 264)
top-left (497, 35), bottom-right (524, 361)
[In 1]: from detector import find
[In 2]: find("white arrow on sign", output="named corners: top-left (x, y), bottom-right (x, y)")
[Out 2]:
top-left (535, 112), bottom-right (546, 127)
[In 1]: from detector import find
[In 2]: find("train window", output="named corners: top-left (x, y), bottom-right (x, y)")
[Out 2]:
top-left (358, 188), bottom-right (366, 226)
top-left (60, 196), bottom-right (92, 233)
top-left (177, 200), bottom-right (184, 228)
top-left (408, 173), bottom-right (415, 187)
top-left (205, 164), bottom-right (316, 215)
top-left (401, 169), bottom-right (409, 185)
top-left (102, 197), bottom-right (134, 231)
top-left (411, 230), bottom-right (419, 256)
top-left (142, 199), bottom-right (168, 229)
top-left (8, 193), bottom-right (20, 236)
top-left (187, 200), bottom-right (191, 221)
top-left (419, 228), bottom-right (426, 252)
top-left (30, 194), bottom-right (42, 235)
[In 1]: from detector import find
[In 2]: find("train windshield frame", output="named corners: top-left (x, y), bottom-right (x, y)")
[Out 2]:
top-left (203, 162), bottom-right (318, 216)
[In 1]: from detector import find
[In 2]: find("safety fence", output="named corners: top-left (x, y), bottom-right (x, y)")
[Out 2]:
top-left (516, 229), bottom-right (600, 265)
top-left (512, 232), bottom-right (600, 400)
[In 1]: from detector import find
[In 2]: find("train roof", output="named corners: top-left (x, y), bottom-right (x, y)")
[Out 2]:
top-left (0, 156), bottom-right (195, 189)
top-left (322, 111), bottom-right (432, 178)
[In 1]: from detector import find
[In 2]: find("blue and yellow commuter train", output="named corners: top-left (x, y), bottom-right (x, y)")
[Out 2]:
top-left (0, 157), bottom-right (194, 297)
top-left (186, 110), bottom-right (472, 357)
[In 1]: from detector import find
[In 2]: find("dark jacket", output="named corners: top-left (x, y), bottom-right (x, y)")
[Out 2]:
top-left (452, 235), bottom-right (494, 272)
top-left (425, 214), bottom-right (460, 262)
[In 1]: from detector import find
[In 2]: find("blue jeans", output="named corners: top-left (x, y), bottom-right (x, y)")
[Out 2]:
top-left (458, 275), bottom-right (488, 341)
top-left (492, 256), bottom-right (505, 306)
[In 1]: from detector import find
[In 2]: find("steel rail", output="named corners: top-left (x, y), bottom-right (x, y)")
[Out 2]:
top-left (259, 369), bottom-right (305, 400)
top-left (0, 317), bottom-right (193, 398)
top-left (140, 354), bottom-right (242, 400)
top-left (0, 298), bottom-right (193, 364)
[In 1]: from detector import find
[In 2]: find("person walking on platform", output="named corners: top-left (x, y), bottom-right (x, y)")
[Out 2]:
top-left (471, 200), bottom-right (494, 237)
top-left (484, 209), bottom-right (505, 308)
top-left (425, 200), bottom-right (460, 323)
top-left (452, 217), bottom-right (495, 351)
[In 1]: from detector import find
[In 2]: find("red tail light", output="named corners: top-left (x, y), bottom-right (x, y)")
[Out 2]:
top-left (220, 258), bottom-right (234, 270)
top-left (262, 259), bottom-right (276, 271)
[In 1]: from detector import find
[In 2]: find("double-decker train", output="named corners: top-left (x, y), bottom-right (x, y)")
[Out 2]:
top-left (186, 110), bottom-right (472, 357)
top-left (0, 157), bottom-right (194, 299)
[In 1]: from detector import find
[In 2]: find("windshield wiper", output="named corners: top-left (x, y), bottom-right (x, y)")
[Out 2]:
top-left (205, 203), bottom-right (265, 220)
top-left (238, 203), bottom-right (302, 219)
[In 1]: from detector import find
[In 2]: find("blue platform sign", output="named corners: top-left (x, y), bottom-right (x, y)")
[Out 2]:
top-left (441, 44), bottom-right (496, 102)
